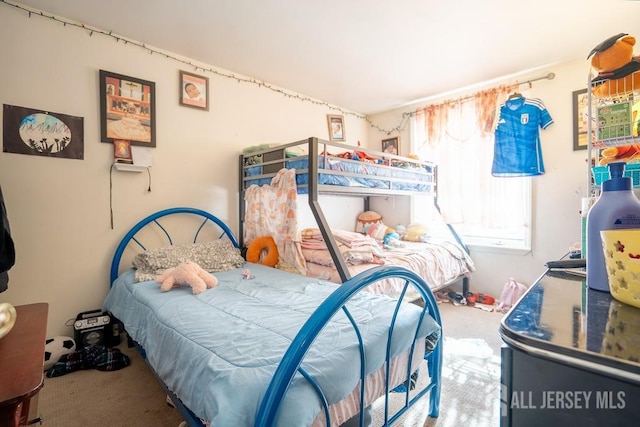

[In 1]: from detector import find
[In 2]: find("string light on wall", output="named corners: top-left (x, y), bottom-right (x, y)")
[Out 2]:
top-left (1, 0), bottom-right (420, 135)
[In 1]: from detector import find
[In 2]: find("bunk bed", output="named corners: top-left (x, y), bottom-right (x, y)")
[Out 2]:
top-left (104, 207), bottom-right (443, 426)
top-left (239, 137), bottom-right (474, 295)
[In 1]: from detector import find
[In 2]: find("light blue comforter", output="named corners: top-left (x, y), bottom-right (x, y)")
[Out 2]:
top-left (104, 263), bottom-right (439, 426)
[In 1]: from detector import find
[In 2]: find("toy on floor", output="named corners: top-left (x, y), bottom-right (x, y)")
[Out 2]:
top-left (156, 261), bottom-right (218, 295)
top-left (588, 33), bottom-right (640, 98)
top-left (44, 336), bottom-right (76, 370)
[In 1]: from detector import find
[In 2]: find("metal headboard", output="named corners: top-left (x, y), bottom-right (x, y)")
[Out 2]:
top-left (109, 207), bottom-right (238, 285)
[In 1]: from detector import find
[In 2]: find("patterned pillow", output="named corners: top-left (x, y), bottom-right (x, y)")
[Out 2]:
top-left (355, 210), bottom-right (382, 233)
top-left (132, 239), bottom-right (245, 282)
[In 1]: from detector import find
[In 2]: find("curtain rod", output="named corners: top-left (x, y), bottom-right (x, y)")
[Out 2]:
top-left (414, 71), bottom-right (557, 109)
top-left (519, 72), bottom-right (556, 88)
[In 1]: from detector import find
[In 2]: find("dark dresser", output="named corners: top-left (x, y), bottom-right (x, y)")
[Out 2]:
top-left (500, 269), bottom-right (640, 426)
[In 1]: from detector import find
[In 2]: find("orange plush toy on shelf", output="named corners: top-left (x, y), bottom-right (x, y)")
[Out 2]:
top-left (588, 33), bottom-right (640, 99)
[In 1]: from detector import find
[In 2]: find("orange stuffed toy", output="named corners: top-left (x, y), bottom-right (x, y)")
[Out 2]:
top-left (246, 236), bottom-right (279, 267)
top-left (588, 33), bottom-right (640, 99)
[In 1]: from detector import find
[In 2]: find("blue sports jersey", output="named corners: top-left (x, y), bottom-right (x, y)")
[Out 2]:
top-left (492, 97), bottom-right (553, 176)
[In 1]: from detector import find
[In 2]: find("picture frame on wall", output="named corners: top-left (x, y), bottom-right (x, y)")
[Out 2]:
top-left (327, 114), bottom-right (346, 141)
top-left (382, 136), bottom-right (400, 155)
top-left (113, 139), bottom-right (133, 163)
top-left (572, 88), bottom-right (592, 151)
top-left (179, 70), bottom-right (209, 111)
top-left (99, 70), bottom-right (156, 147)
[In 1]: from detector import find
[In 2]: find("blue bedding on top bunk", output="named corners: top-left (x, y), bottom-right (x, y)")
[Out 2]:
top-left (245, 156), bottom-right (433, 192)
top-left (104, 263), bottom-right (439, 426)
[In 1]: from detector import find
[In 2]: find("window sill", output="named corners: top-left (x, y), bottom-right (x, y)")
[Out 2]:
top-left (467, 243), bottom-right (531, 256)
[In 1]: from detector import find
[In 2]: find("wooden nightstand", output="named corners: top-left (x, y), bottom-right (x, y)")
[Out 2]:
top-left (0, 303), bottom-right (48, 427)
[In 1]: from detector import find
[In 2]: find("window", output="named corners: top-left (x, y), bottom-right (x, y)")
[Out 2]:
top-left (410, 99), bottom-right (532, 253)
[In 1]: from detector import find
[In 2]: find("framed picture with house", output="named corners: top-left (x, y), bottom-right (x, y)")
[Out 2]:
top-left (99, 70), bottom-right (156, 147)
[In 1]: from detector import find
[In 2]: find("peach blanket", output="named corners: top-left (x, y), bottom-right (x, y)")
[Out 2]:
top-left (243, 169), bottom-right (306, 274)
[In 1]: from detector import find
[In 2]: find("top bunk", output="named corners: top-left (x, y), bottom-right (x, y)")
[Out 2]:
top-left (238, 137), bottom-right (469, 288)
top-left (239, 137), bottom-right (436, 198)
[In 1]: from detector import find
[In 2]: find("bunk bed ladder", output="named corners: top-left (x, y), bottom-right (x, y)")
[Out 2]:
top-left (307, 137), bottom-right (352, 283)
top-left (432, 165), bottom-right (470, 295)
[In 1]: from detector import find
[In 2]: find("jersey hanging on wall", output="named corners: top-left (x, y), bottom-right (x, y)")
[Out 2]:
top-left (491, 96), bottom-right (553, 177)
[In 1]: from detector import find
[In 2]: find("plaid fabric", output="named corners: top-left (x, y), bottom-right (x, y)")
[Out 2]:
top-left (46, 345), bottom-right (130, 378)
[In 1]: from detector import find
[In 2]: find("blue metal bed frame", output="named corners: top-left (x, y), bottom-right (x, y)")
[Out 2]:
top-left (108, 207), bottom-right (442, 426)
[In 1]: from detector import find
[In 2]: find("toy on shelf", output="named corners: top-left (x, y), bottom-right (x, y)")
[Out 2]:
top-left (589, 33), bottom-right (640, 99)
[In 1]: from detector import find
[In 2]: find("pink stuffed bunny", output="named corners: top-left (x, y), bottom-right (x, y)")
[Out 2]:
top-left (156, 261), bottom-right (218, 295)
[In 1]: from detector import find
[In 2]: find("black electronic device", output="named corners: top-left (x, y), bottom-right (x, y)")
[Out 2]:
top-left (545, 259), bottom-right (586, 269)
top-left (73, 309), bottom-right (121, 347)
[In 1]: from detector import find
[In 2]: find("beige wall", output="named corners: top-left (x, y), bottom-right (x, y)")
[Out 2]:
top-left (0, 7), bottom-right (369, 337)
top-left (4, 5), bottom-right (635, 338)
top-left (367, 58), bottom-right (602, 298)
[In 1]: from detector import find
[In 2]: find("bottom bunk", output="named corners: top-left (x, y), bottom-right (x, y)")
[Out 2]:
top-left (300, 228), bottom-right (474, 297)
top-left (105, 207), bottom-right (443, 426)
top-left (240, 162), bottom-right (474, 300)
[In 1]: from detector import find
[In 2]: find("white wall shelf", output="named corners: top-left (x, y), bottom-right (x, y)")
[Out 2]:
top-left (113, 162), bottom-right (147, 173)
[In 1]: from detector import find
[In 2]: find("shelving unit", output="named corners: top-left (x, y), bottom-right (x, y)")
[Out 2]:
top-left (586, 70), bottom-right (640, 198)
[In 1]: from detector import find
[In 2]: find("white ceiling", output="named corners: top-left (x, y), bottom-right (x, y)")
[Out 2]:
top-left (10, 0), bottom-right (640, 114)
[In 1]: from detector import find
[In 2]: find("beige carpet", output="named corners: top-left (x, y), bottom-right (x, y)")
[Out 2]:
top-left (38, 301), bottom-right (504, 426)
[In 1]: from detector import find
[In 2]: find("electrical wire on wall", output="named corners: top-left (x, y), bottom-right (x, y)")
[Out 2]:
top-left (0, 0), bottom-right (420, 135)
top-left (0, 0), bottom-right (558, 139)
top-left (0, 0), bottom-right (365, 119)
top-left (109, 164), bottom-right (152, 229)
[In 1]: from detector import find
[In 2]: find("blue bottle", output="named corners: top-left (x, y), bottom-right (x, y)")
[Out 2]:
top-left (586, 162), bottom-right (640, 292)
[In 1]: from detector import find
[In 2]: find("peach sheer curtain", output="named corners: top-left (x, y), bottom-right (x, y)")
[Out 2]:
top-left (413, 84), bottom-right (531, 231)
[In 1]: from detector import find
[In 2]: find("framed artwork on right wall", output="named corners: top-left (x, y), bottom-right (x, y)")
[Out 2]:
top-left (572, 88), bottom-right (592, 151)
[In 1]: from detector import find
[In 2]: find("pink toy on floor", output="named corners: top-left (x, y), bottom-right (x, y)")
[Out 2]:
top-left (156, 261), bottom-right (218, 295)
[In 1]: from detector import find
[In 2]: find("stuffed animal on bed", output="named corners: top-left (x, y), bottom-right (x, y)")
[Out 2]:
top-left (156, 261), bottom-right (218, 295)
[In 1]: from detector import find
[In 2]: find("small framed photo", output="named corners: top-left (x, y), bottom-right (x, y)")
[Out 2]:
top-left (113, 139), bottom-right (133, 163)
top-left (180, 70), bottom-right (209, 111)
top-left (327, 114), bottom-right (346, 141)
top-left (382, 136), bottom-right (400, 155)
top-left (99, 70), bottom-right (156, 147)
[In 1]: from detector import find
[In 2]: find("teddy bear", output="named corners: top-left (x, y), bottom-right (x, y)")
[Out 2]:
top-left (588, 33), bottom-right (640, 98)
top-left (156, 261), bottom-right (218, 295)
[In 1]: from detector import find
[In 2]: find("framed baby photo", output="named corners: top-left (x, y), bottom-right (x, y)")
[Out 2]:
top-left (180, 70), bottom-right (209, 111)
top-left (99, 70), bottom-right (156, 147)
top-left (382, 136), bottom-right (400, 155)
top-left (327, 114), bottom-right (346, 141)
